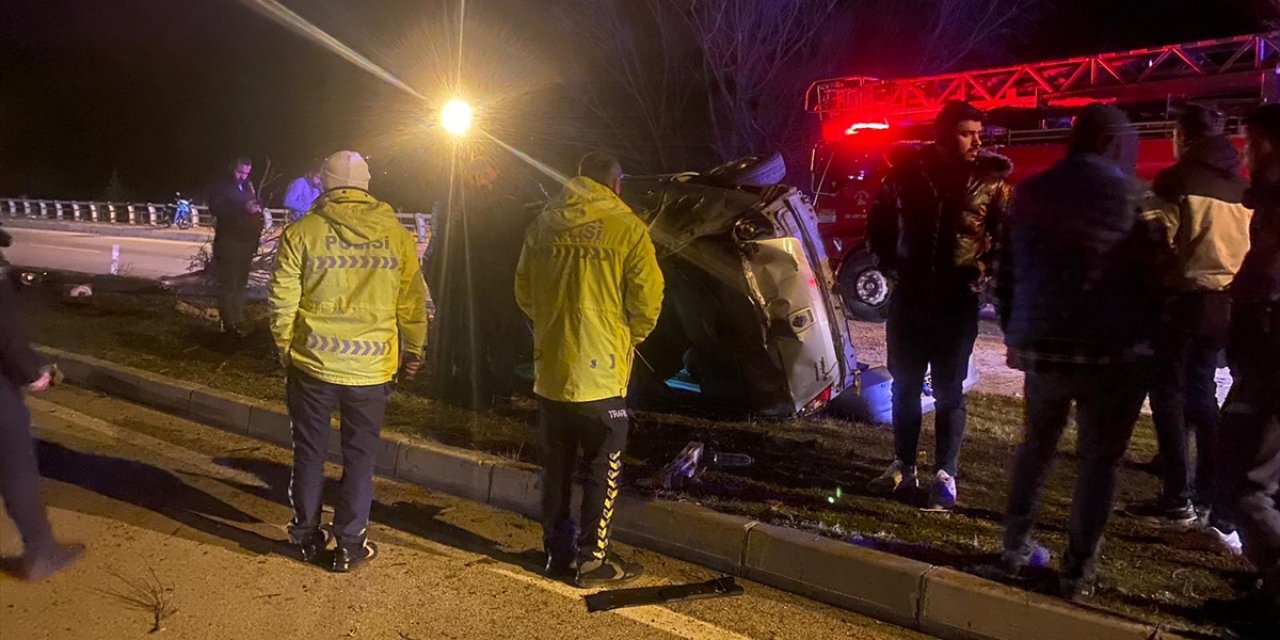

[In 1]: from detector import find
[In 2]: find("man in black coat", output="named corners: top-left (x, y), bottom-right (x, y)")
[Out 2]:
top-left (865, 100), bottom-right (1012, 510)
top-left (1220, 104), bottom-right (1280, 638)
top-left (209, 156), bottom-right (263, 337)
top-left (992, 104), bottom-right (1167, 600)
top-left (0, 226), bottom-right (85, 580)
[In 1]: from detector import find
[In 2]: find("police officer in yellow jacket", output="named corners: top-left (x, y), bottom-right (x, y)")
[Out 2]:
top-left (515, 152), bottom-right (664, 587)
top-left (269, 151), bottom-right (428, 572)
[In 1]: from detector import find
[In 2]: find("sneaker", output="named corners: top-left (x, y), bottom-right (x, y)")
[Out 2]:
top-left (20, 543), bottom-right (85, 581)
top-left (574, 556), bottom-right (644, 589)
top-left (866, 460), bottom-right (918, 495)
top-left (331, 541), bottom-right (378, 573)
top-left (545, 553), bottom-right (577, 579)
top-left (926, 470), bottom-right (958, 511)
top-left (291, 529), bottom-right (331, 565)
top-left (1058, 575), bottom-right (1097, 602)
top-left (1203, 525), bottom-right (1244, 556)
top-left (1122, 497), bottom-right (1198, 528)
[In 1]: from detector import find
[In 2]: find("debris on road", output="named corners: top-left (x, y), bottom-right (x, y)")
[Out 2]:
top-left (584, 576), bottom-right (745, 613)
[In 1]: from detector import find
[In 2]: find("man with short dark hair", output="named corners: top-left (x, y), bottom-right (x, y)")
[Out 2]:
top-left (209, 156), bottom-right (263, 337)
top-left (1218, 103), bottom-right (1280, 637)
top-left (993, 104), bottom-right (1166, 600)
top-left (1123, 103), bottom-right (1252, 545)
top-left (865, 100), bottom-right (1011, 510)
top-left (516, 151), bottom-right (664, 587)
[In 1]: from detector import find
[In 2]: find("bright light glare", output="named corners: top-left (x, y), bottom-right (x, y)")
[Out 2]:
top-left (441, 99), bottom-right (474, 136)
top-left (845, 122), bottom-right (890, 135)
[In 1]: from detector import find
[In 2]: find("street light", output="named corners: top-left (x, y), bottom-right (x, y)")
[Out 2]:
top-left (440, 98), bottom-right (473, 137)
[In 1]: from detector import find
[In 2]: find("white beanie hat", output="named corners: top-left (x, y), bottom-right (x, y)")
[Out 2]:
top-left (322, 150), bottom-right (372, 191)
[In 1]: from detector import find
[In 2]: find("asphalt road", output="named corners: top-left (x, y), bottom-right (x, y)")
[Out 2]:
top-left (0, 385), bottom-right (932, 640)
top-left (3, 227), bottom-right (206, 279)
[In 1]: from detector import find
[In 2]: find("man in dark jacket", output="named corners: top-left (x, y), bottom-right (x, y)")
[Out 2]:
top-left (209, 156), bottom-right (263, 337)
top-left (992, 104), bottom-right (1166, 600)
top-left (1219, 104), bottom-right (1280, 637)
top-left (1123, 104), bottom-right (1252, 544)
top-left (865, 100), bottom-right (1011, 510)
top-left (0, 228), bottom-right (85, 580)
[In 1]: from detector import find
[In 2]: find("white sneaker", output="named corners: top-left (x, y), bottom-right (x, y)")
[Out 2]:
top-left (926, 470), bottom-right (958, 511)
top-left (1204, 526), bottom-right (1243, 556)
top-left (867, 460), bottom-right (917, 495)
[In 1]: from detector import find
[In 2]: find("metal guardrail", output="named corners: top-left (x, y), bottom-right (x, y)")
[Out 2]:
top-left (0, 198), bottom-right (434, 242)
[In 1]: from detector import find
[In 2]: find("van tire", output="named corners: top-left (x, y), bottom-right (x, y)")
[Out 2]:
top-left (838, 250), bottom-right (892, 323)
top-left (706, 152), bottom-right (787, 188)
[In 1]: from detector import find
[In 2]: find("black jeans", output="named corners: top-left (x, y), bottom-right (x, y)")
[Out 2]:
top-left (886, 293), bottom-right (979, 476)
top-left (214, 236), bottom-right (257, 330)
top-left (1220, 369), bottom-right (1280, 587)
top-left (1150, 292), bottom-right (1229, 506)
top-left (286, 369), bottom-right (392, 552)
top-left (538, 396), bottom-right (629, 566)
top-left (0, 382), bottom-right (55, 555)
top-left (1002, 365), bottom-right (1149, 581)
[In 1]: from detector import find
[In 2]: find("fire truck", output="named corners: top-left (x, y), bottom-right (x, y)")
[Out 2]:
top-left (806, 31), bottom-right (1280, 321)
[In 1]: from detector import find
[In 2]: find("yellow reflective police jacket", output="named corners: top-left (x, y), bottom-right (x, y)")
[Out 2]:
top-left (269, 188), bottom-right (428, 386)
top-left (515, 177), bottom-right (664, 402)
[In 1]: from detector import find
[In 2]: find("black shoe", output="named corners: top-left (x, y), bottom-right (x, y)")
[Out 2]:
top-left (332, 541), bottom-right (378, 573)
top-left (1058, 575), bottom-right (1096, 602)
top-left (1122, 497), bottom-right (1198, 528)
top-left (574, 556), bottom-right (644, 589)
top-left (292, 529), bottom-right (331, 565)
top-left (545, 554), bottom-right (577, 579)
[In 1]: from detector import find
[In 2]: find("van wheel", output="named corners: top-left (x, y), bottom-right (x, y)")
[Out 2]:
top-left (838, 251), bottom-right (892, 323)
top-left (706, 152), bottom-right (787, 188)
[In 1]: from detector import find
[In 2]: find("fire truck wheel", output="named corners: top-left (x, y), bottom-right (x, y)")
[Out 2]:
top-left (706, 152), bottom-right (787, 188)
top-left (838, 251), bottom-right (892, 323)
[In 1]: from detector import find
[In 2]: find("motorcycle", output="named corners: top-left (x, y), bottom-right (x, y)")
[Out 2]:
top-left (164, 193), bottom-right (196, 230)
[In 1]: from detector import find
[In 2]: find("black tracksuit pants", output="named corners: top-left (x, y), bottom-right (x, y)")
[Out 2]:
top-left (538, 396), bottom-right (629, 566)
top-left (286, 369), bottom-right (391, 553)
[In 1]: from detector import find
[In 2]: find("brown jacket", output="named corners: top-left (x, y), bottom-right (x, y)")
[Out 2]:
top-left (1149, 135), bottom-right (1252, 292)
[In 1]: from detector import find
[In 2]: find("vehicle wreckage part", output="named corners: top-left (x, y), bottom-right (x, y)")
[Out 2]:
top-left (837, 249), bottom-right (893, 323)
top-left (706, 152), bottom-right (787, 188)
top-left (584, 576), bottom-right (745, 613)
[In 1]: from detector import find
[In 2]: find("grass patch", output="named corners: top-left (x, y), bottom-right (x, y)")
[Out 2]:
top-left (21, 274), bottom-right (1244, 635)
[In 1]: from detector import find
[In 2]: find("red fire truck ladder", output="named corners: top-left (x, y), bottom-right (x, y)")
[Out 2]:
top-left (807, 31), bottom-right (1280, 132)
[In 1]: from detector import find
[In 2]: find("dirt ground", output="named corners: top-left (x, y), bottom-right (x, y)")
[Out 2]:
top-left (13, 277), bottom-right (1248, 636)
top-left (1, 386), bottom-right (927, 640)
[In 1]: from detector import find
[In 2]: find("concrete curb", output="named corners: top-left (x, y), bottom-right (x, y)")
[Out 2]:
top-left (3, 217), bottom-right (213, 242)
top-left (37, 345), bottom-right (1189, 640)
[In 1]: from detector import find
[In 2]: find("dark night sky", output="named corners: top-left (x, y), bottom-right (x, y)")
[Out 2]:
top-left (0, 0), bottom-right (1272, 207)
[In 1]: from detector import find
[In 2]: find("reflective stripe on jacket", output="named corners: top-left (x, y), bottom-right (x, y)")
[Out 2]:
top-left (515, 177), bottom-right (664, 403)
top-left (269, 188), bottom-right (428, 386)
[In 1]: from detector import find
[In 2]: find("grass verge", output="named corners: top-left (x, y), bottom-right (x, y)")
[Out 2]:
top-left (21, 273), bottom-right (1245, 636)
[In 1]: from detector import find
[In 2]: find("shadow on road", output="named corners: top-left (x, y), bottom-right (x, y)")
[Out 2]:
top-left (36, 440), bottom-right (284, 557)
top-left (212, 456), bottom-right (553, 579)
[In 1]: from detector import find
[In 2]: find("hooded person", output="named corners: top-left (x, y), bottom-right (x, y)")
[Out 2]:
top-left (1122, 103), bottom-right (1253, 545)
top-left (990, 104), bottom-right (1170, 600)
top-left (864, 100), bottom-right (1012, 510)
top-left (268, 150), bottom-right (428, 573)
top-left (515, 151), bottom-right (664, 588)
